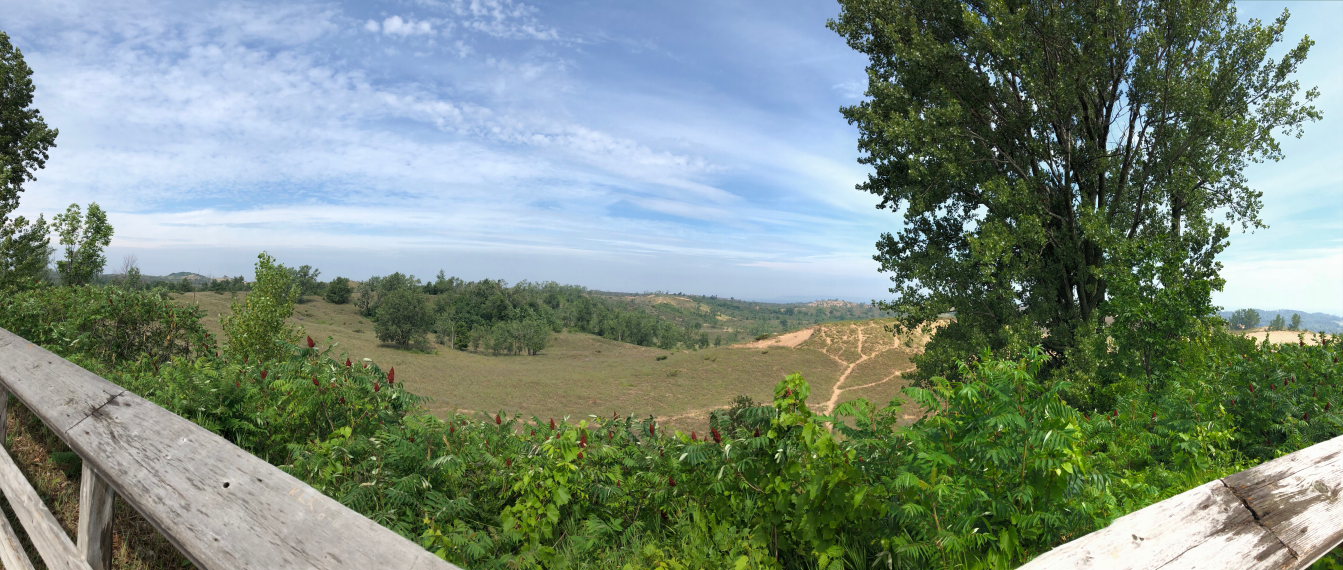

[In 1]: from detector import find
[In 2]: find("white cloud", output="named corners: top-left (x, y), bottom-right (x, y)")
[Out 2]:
top-left (375, 15), bottom-right (434, 36)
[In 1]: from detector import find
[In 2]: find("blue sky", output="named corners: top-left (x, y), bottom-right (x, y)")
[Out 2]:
top-left (2, 0), bottom-right (1340, 313)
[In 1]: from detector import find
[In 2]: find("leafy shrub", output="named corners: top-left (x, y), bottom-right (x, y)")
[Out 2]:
top-left (0, 284), bottom-right (212, 365)
top-left (324, 276), bottom-right (352, 304)
top-left (221, 252), bottom-right (299, 362)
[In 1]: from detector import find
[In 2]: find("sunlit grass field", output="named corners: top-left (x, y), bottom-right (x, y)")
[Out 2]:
top-left (175, 292), bottom-right (920, 431)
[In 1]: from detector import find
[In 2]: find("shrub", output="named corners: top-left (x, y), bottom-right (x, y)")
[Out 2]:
top-left (221, 252), bottom-right (300, 362)
top-left (325, 276), bottom-right (352, 304)
top-left (0, 284), bottom-right (213, 365)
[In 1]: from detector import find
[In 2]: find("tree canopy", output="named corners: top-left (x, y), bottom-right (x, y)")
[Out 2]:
top-left (830, 0), bottom-right (1319, 374)
top-left (0, 31), bottom-right (57, 219)
top-left (54, 202), bottom-right (113, 286)
top-left (1, 31), bottom-right (58, 290)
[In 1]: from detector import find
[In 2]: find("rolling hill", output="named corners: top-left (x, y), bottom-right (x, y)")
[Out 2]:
top-left (173, 292), bottom-right (924, 431)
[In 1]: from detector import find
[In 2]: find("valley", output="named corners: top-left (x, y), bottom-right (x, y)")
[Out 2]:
top-left (174, 291), bottom-right (923, 430)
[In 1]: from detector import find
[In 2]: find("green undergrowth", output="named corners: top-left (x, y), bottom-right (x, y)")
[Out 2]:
top-left (2, 284), bottom-right (1342, 568)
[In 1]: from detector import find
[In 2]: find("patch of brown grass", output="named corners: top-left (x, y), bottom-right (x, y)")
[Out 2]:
top-left (173, 293), bottom-right (927, 434)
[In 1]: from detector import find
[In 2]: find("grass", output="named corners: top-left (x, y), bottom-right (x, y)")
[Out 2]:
top-left (174, 292), bottom-right (924, 432)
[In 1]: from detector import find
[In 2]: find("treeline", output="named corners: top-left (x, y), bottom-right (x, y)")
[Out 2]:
top-left (1226, 308), bottom-right (1314, 332)
top-left (352, 271), bottom-right (708, 353)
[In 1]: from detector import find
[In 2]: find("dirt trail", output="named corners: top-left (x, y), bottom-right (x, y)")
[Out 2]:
top-left (661, 320), bottom-right (935, 427)
top-left (815, 325), bottom-right (913, 415)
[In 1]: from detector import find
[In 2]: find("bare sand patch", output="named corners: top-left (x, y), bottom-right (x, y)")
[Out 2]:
top-left (1238, 329), bottom-right (1331, 346)
top-left (734, 326), bottom-right (816, 349)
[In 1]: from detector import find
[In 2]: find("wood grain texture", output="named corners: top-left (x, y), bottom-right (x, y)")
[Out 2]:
top-left (0, 327), bottom-right (461, 570)
top-left (0, 497), bottom-right (37, 570)
top-left (0, 389), bottom-right (11, 444)
top-left (1224, 435), bottom-right (1343, 567)
top-left (0, 329), bottom-right (125, 434)
top-left (0, 446), bottom-right (92, 570)
top-left (77, 463), bottom-right (114, 570)
top-left (1022, 435), bottom-right (1343, 569)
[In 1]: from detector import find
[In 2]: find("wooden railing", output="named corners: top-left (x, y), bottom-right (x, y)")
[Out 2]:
top-left (1021, 434), bottom-right (1343, 569)
top-left (0, 327), bottom-right (461, 570)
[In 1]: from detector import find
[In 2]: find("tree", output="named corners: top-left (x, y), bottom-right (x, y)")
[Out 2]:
top-left (0, 214), bottom-right (50, 292)
top-left (374, 288), bottom-right (432, 348)
top-left (291, 264), bottom-right (323, 300)
top-left (1229, 308), bottom-right (1261, 331)
top-left (0, 31), bottom-right (58, 220)
top-left (1289, 313), bottom-right (1302, 331)
top-left (53, 203), bottom-right (114, 286)
top-left (325, 276), bottom-right (352, 304)
top-left (830, 0), bottom-right (1319, 375)
top-left (1, 31), bottom-right (59, 290)
top-left (1268, 314), bottom-right (1286, 331)
top-left (221, 252), bottom-right (300, 362)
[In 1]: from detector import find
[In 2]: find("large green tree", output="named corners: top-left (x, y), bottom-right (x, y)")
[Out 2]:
top-left (830, 0), bottom-right (1319, 374)
top-left (1, 30), bottom-right (59, 291)
top-left (374, 288), bottom-right (433, 348)
top-left (0, 31), bottom-right (57, 219)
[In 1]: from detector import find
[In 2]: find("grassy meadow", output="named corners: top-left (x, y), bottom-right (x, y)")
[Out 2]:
top-left (174, 291), bottom-right (922, 431)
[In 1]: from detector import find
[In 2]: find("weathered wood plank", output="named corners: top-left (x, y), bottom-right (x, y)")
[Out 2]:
top-left (0, 329), bottom-right (124, 435)
top-left (0, 389), bottom-right (11, 444)
top-left (64, 391), bottom-right (457, 569)
top-left (0, 499), bottom-right (37, 570)
top-left (1019, 479), bottom-right (1293, 569)
top-left (1225, 435), bottom-right (1343, 567)
top-left (0, 326), bottom-right (461, 569)
top-left (77, 463), bottom-right (113, 570)
top-left (1022, 435), bottom-right (1343, 569)
top-left (0, 445), bottom-right (92, 570)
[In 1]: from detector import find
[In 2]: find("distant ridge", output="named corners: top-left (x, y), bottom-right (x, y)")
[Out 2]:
top-left (1217, 309), bottom-right (1343, 334)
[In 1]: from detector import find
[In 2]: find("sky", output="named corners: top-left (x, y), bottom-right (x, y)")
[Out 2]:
top-left (1, 0), bottom-right (1340, 313)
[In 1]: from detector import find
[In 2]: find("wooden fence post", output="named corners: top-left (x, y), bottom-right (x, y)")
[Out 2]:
top-left (77, 464), bottom-right (113, 570)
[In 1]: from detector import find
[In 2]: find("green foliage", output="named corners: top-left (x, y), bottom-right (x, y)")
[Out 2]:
top-left (882, 349), bottom-right (1105, 566)
top-left (221, 252), bottom-right (300, 362)
top-left (1269, 314), bottom-right (1287, 331)
top-left (11, 273), bottom-right (1343, 568)
top-left (0, 30), bottom-right (58, 219)
top-left (0, 213), bottom-right (51, 292)
top-left (375, 288), bottom-right (433, 348)
top-left (1290, 313), bottom-right (1303, 331)
top-left (21, 306), bottom-right (1343, 568)
top-left (0, 284), bottom-right (213, 365)
top-left (829, 0), bottom-right (1319, 365)
top-left (325, 276), bottom-right (352, 304)
top-left (355, 272), bottom-right (420, 317)
top-left (53, 203), bottom-right (114, 286)
top-left (1230, 308), bottom-right (1262, 330)
top-left (291, 264), bottom-right (323, 299)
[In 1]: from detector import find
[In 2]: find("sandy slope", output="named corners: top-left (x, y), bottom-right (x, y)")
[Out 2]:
top-left (1238, 329), bottom-right (1332, 346)
top-left (735, 327), bottom-right (817, 349)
